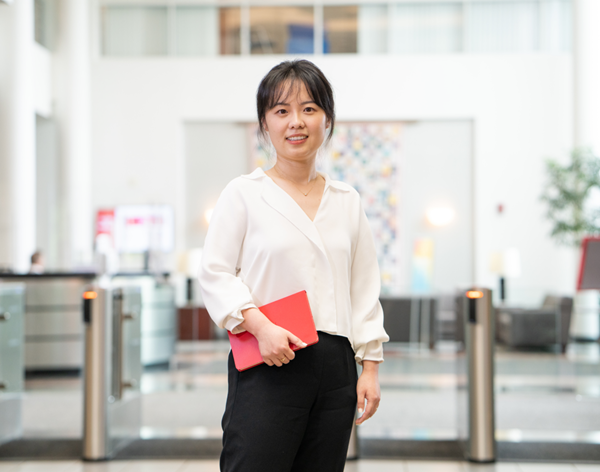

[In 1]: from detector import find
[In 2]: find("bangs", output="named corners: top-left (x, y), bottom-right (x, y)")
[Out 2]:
top-left (266, 77), bottom-right (316, 111)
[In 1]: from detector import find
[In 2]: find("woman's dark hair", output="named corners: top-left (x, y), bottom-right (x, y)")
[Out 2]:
top-left (257, 60), bottom-right (335, 146)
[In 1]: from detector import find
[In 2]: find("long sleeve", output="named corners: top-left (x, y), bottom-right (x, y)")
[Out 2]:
top-left (350, 205), bottom-right (390, 363)
top-left (197, 182), bottom-right (255, 333)
top-left (198, 168), bottom-right (388, 359)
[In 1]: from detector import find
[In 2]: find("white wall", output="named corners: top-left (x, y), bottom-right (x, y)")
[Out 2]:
top-left (185, 122), bottom-right (249, 248)
top-left (91, 54), bottom-right (575, 296)
top-left (400, 120), bottom-right (473, 294)
top-left (35, 116), bottom-right (61, 270)
top-left (33, 43), bottom-right (53, 118)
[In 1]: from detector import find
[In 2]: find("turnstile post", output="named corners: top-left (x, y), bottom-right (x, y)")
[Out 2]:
top-left (463, 288), bottom-right (496, 463)
top-left (82, 286), bottom-right (141, 461)
top-left (82, 288), bottom-right (110, 460)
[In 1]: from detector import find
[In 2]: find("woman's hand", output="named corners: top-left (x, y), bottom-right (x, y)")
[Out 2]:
top-left (355, 360), bottom-right (381, 425)
top-left (255, 322), bottom-right (306, 366)
top-left (240, 307), bottom-right (307, 367)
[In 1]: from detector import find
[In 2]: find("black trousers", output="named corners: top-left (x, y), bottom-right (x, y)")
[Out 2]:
top-left (220, 332), bottom-right (358, 472)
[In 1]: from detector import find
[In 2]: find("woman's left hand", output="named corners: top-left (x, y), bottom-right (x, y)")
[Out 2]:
top-left (355, 360), bottom-right (381, 425)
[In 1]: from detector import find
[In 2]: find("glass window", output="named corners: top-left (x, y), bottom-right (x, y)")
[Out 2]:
top-left (324, 6), bottom-right (358, 54)
top-left (389, 3), bottom-right (463, 54)
top-left (465, 1), bottom-right (538, 53)
top-left (540, 0), bottom-right (571, 52)
top-left (220, 8), bottom-right (241, 55)
top-left (102, 6), bottom-right (168, 56)
top-left (358, 5), bottom-right (388, 54)
top-left (250, 7), bottom-right (314, 55)
top-left (174, 7), bottom-right (219, 56)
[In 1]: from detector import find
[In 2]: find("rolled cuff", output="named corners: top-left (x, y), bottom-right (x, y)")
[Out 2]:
top-left (223, 302), bottom-right (257, 334)
top-left (353, 340), bottom-right (384, 365)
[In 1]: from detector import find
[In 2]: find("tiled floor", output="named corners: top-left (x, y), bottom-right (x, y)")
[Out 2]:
top-left (0, 461), bottom-right (599, 472)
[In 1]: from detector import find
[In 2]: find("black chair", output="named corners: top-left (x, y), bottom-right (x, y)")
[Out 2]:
top-left (381, 297), bottom-right (437, 349)
top-left (496, 295), bottom-right (573, 353)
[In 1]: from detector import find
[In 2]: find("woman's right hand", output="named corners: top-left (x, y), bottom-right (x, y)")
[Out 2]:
top-left (255, 322), bottom-right (307, 366)
top-left (240, 307), bottom-right (307, 367)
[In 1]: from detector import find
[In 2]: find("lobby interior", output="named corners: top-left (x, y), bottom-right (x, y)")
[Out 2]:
top-left (1, 0), bottom-right (600, 470)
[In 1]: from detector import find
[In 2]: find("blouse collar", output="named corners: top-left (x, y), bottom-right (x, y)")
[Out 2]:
top-left (243, 167), bottom-right (350, 193)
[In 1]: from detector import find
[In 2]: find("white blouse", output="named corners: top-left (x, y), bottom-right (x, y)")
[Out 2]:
top-left (197, 167), bottom-right (389, 363)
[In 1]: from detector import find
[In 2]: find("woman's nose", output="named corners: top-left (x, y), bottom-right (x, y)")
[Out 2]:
top-left (289, 112), bottom-right (304, 128)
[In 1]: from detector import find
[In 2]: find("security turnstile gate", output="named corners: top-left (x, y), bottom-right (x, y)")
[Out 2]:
top-left (82, 286), bottom-right (142, 461)
top-left (0, 284), bottom-right (24, 445)
top-left (458, 288), bottom-right (496, 463)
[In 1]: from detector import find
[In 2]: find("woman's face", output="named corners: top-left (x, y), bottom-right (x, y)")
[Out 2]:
top-left (263, 81), bottom-right (329, 165)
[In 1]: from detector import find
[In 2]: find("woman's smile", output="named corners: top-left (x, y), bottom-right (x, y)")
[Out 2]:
top-left (286, 134), bottom-right (308, 144)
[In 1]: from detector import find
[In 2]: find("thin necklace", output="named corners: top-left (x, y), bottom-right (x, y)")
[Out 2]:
top-left (273, 167), bottom-right (319, 197)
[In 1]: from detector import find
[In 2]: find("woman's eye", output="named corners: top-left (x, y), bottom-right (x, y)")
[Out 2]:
top-left (304, 107), bottom-right (315, 112)
top-left (275, 109), bottom-right (287, 115)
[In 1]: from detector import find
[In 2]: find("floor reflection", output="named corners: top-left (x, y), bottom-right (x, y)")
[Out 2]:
top-left (21, 341), bottom-right (600, 442)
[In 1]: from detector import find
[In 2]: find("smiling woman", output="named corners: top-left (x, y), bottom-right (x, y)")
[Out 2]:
top-left (198, 60), bottom-right (389, 472)
top-left (262, 83), bottom-right (329, 168)
top-left (257, 60), bottom-right (335, 146)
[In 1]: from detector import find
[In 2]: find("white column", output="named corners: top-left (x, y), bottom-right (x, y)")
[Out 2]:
top-left (0, 7), bottom-right (12, 270)
top-left (0, 1), bottom-right (36, 273)
top-left (55, 0), bottom-right (93, 268)
top-left (573, 0), bottom-right (600, 153)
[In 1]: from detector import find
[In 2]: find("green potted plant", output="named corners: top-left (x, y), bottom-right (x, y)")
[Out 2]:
top-left (541, 147), bottom-right (600, 246)
top-left (541, 147), bottom-right (600, 341)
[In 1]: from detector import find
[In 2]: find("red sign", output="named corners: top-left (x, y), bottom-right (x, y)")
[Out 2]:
top-left (96, 209), bottom-right (115, 246)
top-left (577, 236), bottom-right (600, 290)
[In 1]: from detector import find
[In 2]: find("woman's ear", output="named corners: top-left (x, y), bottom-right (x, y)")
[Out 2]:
top-left (262, 119), bottom-right (269, 133)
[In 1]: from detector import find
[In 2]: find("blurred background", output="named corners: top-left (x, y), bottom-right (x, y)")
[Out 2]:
top-left (0, 0), bottom-right (600, 462)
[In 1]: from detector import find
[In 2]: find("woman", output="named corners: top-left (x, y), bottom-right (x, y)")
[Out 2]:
top-left (198, 59), bottom-right (389, 472)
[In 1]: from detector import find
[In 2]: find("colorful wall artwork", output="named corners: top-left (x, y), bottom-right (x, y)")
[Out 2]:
top-left (325, 123), bottom-right (403, 294)
top-left (411, 238), bottom-right (434, 294)
top-left (249, 122), bottom-right (404, 294)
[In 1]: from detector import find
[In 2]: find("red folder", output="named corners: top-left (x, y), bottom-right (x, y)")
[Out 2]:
top-left (228, 291), bottom-right (319, 371)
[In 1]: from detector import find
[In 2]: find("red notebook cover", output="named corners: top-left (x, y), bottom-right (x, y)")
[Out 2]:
top-left (228, 291), bottom-right (319, 371)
